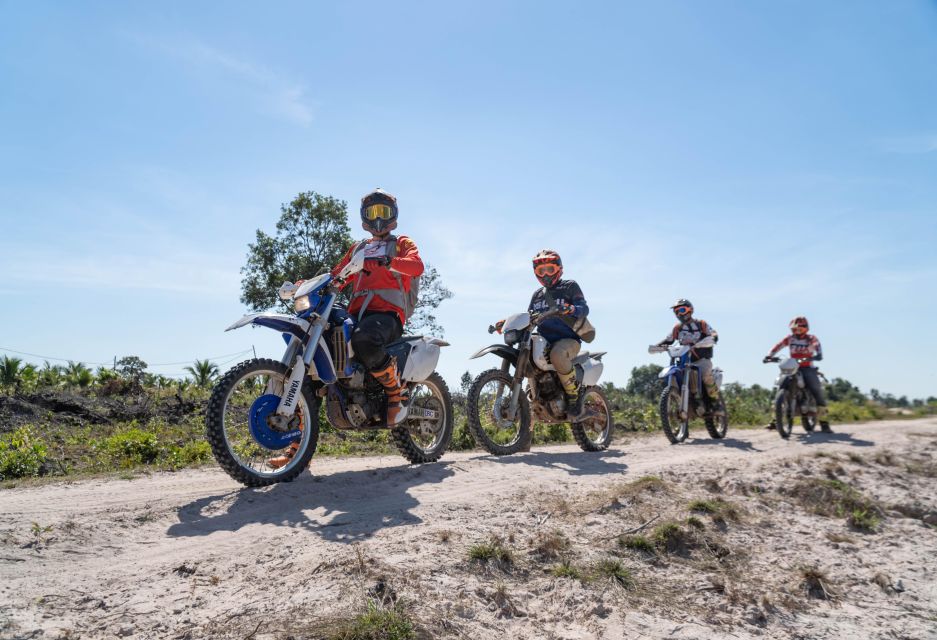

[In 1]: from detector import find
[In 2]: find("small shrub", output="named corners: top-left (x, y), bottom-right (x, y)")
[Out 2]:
top-left (799, 566), bottom-right (838, 600)
top-left (788, 478), bottom-right (884, 529)
top-left (551, 559), bottom-right (584, 580)
top-left (652, 522), bottom-right (690, 555)
top-left (0, 427), bottom-right (47, 479)
top-left (848, 508), bottom-right (881, 533)
top-left (619, 535), bottom-right (655, 553)
top-left (689, 498), bottom-right (741, 521)
top-left (449, 420), bottom-right (476, 451)
top-left (328, 601), bottom-right (415, 640)
top-left (686, 516), bottom-right (706, 530)
top-left (592, 558), bottom-right (634, 589)
top-left (469, 536), bottom-right (513, 570)
top-left (167, 440), bottom-right (212, 468)
top-left (99, 428), bottom-right (160, 466)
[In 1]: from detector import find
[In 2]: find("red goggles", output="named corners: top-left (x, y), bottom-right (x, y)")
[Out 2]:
top-left (534, 263), bottom-right (560, 277)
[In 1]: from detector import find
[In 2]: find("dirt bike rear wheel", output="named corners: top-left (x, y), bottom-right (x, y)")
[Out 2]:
top-left (205, 358), bottom-right (320, 487)
top-left (391, 372), bottom-right (453, 464)
top-left (467, 368), bottom-right (531, 455)
top-left (659, 385), bottom-right (688, 444)
top-left (774, 392), bottom-right (793, 439)
top-left (571, 386), bottom-right (613, 452)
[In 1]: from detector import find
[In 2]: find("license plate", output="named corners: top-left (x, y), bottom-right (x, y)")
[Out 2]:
top-left (410, 407), bottom-right (438, 419)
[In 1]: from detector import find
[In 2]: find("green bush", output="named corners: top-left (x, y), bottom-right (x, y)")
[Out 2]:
top-left (99, 427), bottom-right (159, 467)
top-left (0, 426), bottom-right (47, 479)
top-left (167, 440), bottom-right (212, 468)
top-left (450, 419), bottom-right (476, 451)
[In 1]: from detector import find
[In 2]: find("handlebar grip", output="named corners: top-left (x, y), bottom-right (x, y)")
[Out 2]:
top-left (488, 325), bottom-right (496, 334)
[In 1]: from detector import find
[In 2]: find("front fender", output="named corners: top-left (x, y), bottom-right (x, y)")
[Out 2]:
top-left (225, 313), bottom-right (310, 340)
top-left (469, 344), bottom-right (519, 366)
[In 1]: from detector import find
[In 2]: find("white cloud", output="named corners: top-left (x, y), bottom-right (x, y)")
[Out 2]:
top-left (125, 32), bottom-right (314, 127)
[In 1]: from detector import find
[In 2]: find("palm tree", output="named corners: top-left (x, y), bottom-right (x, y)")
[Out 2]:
top-left (39, 361), bottom-right (64, 387)
top-left (65, 361), bottom-right (92, 388)
top-left (184, 360), bottom-right (220, 389)
top-left (0, 356), bottom-right (23, 391)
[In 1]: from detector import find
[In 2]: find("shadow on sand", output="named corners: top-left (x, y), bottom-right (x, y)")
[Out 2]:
top-left (476, 447), bottom-right (630, 476)
top-left (796, 430), bottom-right (875, 447)
top-left (684, 436), bottom-right (762, 452)
top-left (168, 461), bottom-right (456, 544)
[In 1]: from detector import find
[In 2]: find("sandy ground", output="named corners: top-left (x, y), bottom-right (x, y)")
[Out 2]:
top-left (2, 418), bottom-right (936, 640)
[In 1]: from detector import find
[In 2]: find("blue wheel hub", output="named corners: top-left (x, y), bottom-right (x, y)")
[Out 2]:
top-left (249, 394), bottom-right (302, 451)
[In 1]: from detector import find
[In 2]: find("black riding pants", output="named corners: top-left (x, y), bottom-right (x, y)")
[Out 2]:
top-left (800, 367), bottom-right (827, 407)
top-left (351, 311), bottom-right (403, 371)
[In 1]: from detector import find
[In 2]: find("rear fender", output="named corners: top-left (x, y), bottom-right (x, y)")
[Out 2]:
top-left (469, 344), bottom-right (519, 366)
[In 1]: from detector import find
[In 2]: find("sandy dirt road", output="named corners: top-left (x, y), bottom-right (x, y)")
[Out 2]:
top-left (2, 418), bottom-right (936, 639)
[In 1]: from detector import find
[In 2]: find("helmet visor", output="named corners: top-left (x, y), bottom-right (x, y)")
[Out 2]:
top-left (363, 204), bottom-right (395, 221)
top-left (534, 263), bottom-right (560, 278)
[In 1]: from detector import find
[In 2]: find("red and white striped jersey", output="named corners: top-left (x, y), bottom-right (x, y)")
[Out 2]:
top-left (770, 334), bottom-right (822, 367)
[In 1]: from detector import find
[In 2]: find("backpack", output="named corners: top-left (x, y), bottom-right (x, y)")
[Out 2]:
top-left (350, 235), bottom-right (420, 321)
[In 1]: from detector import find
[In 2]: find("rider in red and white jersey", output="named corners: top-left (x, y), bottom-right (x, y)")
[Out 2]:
top-left (765, 316), bottom-right (832, 433)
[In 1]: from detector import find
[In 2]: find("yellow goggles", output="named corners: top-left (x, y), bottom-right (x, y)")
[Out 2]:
top-left (363, 204), bottom-right (395, 220)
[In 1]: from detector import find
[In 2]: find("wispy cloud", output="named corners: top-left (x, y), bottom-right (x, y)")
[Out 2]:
top-left (125, 32), bottom-right (314, 126)
top-left (877, 133), bottom-right (937, 154)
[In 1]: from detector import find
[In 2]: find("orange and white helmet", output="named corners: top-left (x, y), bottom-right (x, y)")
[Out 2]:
top-left (532, 249), bottom-right (563, 287)
top-left (789, 316), bottom-right (809, 335)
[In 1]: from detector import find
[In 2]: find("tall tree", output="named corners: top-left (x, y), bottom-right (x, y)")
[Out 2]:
top-left (241, 191), bottom-right (352, 313)
top-left (0, 356), bottom-right (23, 391)
top-left (625, 364), bottom-right (665, 401)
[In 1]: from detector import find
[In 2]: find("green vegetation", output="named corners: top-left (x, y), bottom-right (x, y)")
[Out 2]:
top-left (0, 427), bottom-right (48, 480)
top-left (326, 601), bottom-right (416, 640)
top-left (468, 536), bottom-right (514, 569)
top-left (592, 558), bottom-right (635, 589)
top-left (688, 498), bottom-right (741, 521)
top-left (788, 478), bottom-right (884, 532)
top-left (551, 558), bottom-right (584, 579)
top-left (619, 534), bottom-right (655, 553)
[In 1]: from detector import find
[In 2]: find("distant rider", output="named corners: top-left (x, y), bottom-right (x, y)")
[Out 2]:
top-left (269, 188), bottom-right (423, 469)
top-left (765, 316), bottom-right (831, 433)
top-left (656, 299), bottom-right (724, 416)
top-left (499, 249), bottom-right (591, 420)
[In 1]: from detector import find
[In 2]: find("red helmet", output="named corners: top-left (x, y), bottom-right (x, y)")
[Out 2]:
top-left (532, 249), bottom-right (563, 287)
top-left (790, 316), bottom-right (809, 335)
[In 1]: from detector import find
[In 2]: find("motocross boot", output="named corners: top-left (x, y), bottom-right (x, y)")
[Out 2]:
top-left (372, 356), bottom-right (409, 425)
top-left (704, 385), bottom-right (725, 417)
top-left (818, 406), bottom-right (832, 433)
top-left (557, 369), bottom-right (584, 421)
top-left (267, 442), bottom-right (299, 470)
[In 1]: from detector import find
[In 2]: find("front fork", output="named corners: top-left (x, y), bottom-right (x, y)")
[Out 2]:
top-left (496, 349), bottom-right (528, 422)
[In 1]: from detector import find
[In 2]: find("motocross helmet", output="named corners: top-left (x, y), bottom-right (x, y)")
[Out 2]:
top-left (533, 249), bottom-right (563, 287)
top-left (360, 188), bottom-right (398, 236)
top-left (671, 298), bottom-right (694, 322)
top-left (790, 316), bottom-right (809, 336)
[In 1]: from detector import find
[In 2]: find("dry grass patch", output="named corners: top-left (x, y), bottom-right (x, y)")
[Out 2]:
top-left (309, 601), bottom-right (420, 640)
top-left (825, 531), bottom-right (856, 544)
top-left (618, 534), bottom-right (655, 554)
top-left (688, 498), bottom-right (742, 522)
top-left (592, 558), bottom-right (635, 589)
top-left (786, 478), bottom-right (884, 532)
top-left (468, 536), bottom-right (514, 572)
top-left (798, 566), bottom-right (839, 601)
top-left (530, 529), bottom-right (569, 560)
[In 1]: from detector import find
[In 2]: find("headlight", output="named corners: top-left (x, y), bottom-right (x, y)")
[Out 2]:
top-left (294, 296), bottom-right (311, 313)
top-left (504, 329), bottom-right (521, 345)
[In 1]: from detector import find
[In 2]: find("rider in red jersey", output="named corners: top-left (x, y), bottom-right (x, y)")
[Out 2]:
top-left (765, 316), bottom-right (832, 433)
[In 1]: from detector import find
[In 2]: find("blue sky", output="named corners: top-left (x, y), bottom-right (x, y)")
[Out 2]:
top-left (1, 1), bottom-right (935, 397)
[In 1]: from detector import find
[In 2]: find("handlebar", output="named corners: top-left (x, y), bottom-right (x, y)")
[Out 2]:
top-left (531, 309), bottom-right (563, 325)
top-left (762, 356), bottom-right (780, 363)
top-left (487, 325), bottom-right (497, 334)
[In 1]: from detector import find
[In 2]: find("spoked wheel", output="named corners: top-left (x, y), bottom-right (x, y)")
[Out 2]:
top-left (774, 391), bottom-right (794, 439)
top-left (704, 394), bottom-right (728, 439)
top-left (205, 358), bottom-right (320, 487)
top-left (572, 386), bottom-right (613, 452)
top-left (467, 368), bottom-right (532, 455)
top-left (659, 385), bottom-right (688, 444)
top-left (392, 372), bottom-right (454, 463)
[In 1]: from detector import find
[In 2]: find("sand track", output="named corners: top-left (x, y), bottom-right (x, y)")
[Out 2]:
top-left (2, 418), bottom-right (936, 639)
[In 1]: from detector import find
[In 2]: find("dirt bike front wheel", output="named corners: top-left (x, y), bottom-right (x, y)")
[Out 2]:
top-left (467, 368), bottom-right (532, 455)
top-left (205, 358), bottom-right (320, 487)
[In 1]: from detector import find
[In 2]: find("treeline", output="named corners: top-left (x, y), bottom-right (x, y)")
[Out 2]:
top-left (1, 356), bottom-right (934, 483)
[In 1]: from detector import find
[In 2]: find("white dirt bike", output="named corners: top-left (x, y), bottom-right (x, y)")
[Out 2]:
top-left (206, 249), bottom-right (453, 486)
top-left (466, 309), bottom-right (612, 455)
top-left (763, 355), bottom-right (825, 438)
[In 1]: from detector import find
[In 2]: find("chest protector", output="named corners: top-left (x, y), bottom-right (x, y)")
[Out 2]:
top-left (349, 235), bottom-right (420, 321)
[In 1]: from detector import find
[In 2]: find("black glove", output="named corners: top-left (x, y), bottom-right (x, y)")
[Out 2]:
top-left (365, 256), bottom-right (391, 268)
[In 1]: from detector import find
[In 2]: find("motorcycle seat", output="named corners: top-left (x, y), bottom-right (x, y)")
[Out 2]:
top-left (574, 351), bottom-right (606, 364)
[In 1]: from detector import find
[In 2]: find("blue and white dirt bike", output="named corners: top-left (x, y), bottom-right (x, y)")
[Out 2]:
top-left (648, 336), bottom-right (728, 444)
top-left (206, 250), bottom-right (454, 486)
